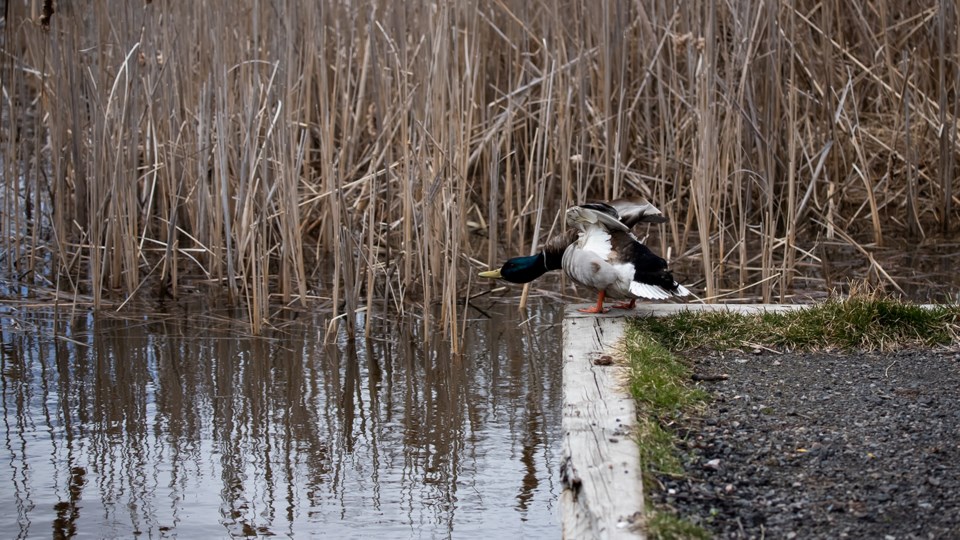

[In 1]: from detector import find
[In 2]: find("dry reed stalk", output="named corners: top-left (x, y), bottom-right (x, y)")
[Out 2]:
top-left (781, 5), bottom-right (798, 299)
top-left (937, 0), bottom-right (956, 233)
top-left (902, 54), bottom-right (922, 239)
top-left (1, 0), bottom-right (958, 337)
top-left (691, 0), bottom-right (719, 301)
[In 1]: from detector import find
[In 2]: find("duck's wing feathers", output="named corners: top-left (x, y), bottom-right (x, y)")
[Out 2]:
top-left (629, 281), bottom-right (673, 300)
top-left (609, 230), bottom-right (691, 298)
top-left (608, 197), bottom-right (669, 226)
top-left (566, 204), bottom-right (630, 233)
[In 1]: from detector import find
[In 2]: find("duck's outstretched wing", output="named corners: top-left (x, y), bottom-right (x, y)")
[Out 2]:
top-left (566, 204), bottom-right (630, 232)
top-left (629, 270), bottom-right (691, 298)
top-left (608, 197), bottom-right (669, 227)
top-left (608, 229), bottom-right (692, 298)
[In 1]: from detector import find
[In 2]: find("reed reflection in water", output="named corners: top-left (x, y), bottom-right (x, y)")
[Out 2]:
top-left (0, 300), bottom-right (562, 538)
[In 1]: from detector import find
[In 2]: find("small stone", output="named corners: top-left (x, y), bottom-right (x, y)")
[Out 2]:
top-left (593, 355), bottom-right (614, 366)
top-left (704, 458), bottom-right (721, 471)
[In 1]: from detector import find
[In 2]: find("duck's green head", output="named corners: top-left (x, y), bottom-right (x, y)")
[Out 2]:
top-left (479, 252), bottom-right (560, 284)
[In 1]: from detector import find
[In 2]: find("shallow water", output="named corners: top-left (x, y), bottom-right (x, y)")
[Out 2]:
top-left (0, 300), bottom-right (563, 539)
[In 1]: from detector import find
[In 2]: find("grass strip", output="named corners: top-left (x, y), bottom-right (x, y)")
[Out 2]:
top-left (619, 325), bottom-right (709, 539)
top-left (638, 297), bottom-right (959, 353)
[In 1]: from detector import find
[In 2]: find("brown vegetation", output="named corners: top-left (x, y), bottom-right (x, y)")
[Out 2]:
top-left (1, 1), bottom-right (957, 336)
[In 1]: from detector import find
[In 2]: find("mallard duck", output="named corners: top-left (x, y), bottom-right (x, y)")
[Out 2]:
top-left (479, 198), bottom-right (690, 313)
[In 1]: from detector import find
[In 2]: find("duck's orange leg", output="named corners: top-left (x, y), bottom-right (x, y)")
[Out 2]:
top-left (611, 298), bottom-right (636, 310)
top-left (578, 291), bottom-right (610, 314)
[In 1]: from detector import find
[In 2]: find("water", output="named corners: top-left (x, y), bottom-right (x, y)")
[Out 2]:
top-left (6, 237), bottom-right (956, 539)
top-left (0, 300), bottom-right (563, 539)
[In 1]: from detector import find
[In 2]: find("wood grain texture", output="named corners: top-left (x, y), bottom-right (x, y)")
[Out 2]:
top-left (560, 308), bottom-right (645, 540)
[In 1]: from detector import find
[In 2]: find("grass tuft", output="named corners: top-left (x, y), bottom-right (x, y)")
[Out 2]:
top-left (636, 298), bottom-right (959, 353)
top-left (646, 512), bottom-right (711, 540)
top-left (620, 328), bottom-right (703, 479)
top-left (621, 329), bottom-right (708, 411)
top-left (619, 325), bottom-right (709, 539)
top-left (636, 416), bottom-right (684, 479)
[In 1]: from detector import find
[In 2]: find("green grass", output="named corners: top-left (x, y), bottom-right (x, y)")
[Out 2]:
top-left (637, 297), bottom-right (959, 353)
top-left (620, 326), bottom-right (707, 481)
top-left (636, 417), bottom-right (684, 478)
top-left (621, 296), bottom-right (959, 539)
top-left (621, 329), bottom-right (708, 411)
top-left (619, 326), bottom-right (709, 539)
top-left (646, 512), bottom-right (712, 540)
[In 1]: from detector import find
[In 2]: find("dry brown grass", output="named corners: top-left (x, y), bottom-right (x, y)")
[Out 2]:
top-left (1, 1), bottom-right (957, 338)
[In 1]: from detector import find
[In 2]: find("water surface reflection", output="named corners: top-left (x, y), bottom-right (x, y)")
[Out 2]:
top-left (0, 300), bottom-right (562, 538)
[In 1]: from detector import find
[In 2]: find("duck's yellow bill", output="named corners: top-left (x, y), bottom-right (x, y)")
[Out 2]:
top-left (478, 268), bottom-right (503, 279)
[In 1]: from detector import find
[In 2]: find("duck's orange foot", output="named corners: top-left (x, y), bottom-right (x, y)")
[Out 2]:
top-left (612, 299), bottom-right (636, 310)
top-left (578, 292), bottom-right (609, 314)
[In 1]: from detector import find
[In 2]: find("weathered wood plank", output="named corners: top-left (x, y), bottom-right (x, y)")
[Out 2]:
top-left (560, 303), bottom-right (811, 539)
top-left (560, 308), bottom-right (644, 539)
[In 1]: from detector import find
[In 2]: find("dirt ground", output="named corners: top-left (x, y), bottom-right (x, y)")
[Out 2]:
top-left (651, 348), bottom-right (960, 539)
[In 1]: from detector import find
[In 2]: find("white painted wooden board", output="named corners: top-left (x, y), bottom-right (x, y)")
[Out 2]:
top-left (560, 307), bottom-right (645, 539)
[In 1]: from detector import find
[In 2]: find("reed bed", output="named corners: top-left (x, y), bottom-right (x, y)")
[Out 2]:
top-left (0, 0), bottom-right (957, 337)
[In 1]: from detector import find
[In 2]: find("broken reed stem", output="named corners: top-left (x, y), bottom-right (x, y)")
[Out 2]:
top-left (0, 0), bottom-right (958, 337)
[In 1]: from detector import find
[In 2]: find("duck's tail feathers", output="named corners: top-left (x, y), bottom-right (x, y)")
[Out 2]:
top-left (629, 281), bottom-right (692, 299)
top-left (629, 282), bottom-right (673, 300)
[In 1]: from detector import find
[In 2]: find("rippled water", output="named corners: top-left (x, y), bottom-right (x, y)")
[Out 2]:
top-left (0, 300), bottom-right (563, 539)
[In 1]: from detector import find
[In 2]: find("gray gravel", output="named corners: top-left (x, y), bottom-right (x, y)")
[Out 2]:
top-left (652, 349), bottom-right (960, 539)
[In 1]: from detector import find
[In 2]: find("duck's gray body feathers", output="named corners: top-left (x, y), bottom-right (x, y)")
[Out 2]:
top-left (563, 204), bottom-right (690, 301)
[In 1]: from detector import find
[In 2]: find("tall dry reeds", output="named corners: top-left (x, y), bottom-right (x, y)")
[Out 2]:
top-left (1, 0), bottom-right (958, 336)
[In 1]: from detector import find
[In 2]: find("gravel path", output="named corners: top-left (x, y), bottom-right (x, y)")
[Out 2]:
top-left (652, 349), bottom-right (960, 539)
